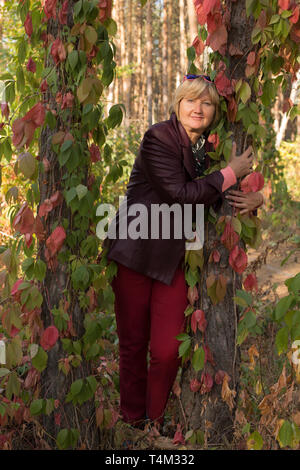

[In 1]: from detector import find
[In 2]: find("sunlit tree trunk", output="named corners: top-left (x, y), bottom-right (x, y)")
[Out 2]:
top-left (161, 0), bottom-right (169, 119)
top-left (276, 70), bottom-right (300, 148)
top-left (167, 0), bottom-right (173, 106)
top-left (179, 0), bottom-right (188, 76)
top-left (146, 0), bottom-right (153, 126)
top-left (186, 0), bottom-right (198, 45)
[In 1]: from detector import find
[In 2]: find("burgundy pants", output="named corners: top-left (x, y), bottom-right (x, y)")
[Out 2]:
top-left (112, 262), bottom-right (188, 425)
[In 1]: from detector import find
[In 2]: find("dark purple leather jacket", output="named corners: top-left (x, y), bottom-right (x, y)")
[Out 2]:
top-left (105, 112), bottom-right (226, 285)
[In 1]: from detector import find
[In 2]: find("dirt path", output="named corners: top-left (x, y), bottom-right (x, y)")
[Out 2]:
top-left (247, 237), bottom-right (300, 298)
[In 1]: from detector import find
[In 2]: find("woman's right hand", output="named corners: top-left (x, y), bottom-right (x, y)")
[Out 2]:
top-left (228, 142), bottom-right (254, 178)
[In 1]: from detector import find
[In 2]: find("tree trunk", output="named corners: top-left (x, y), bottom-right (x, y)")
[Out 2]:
top-left (146, 0), bottom-right (153, 126)
top-left (276, 70), bottom-right (300, 148)
top-left (186, 0), bottom-right (198, 45)
top-left (179, 0), bottom-right (188, 76)
top-left (167, 0), bottom-right (173, 106)
top-left (161, 0), bottom-right (169, 119)
top-left (119, 0), bottom-right (127, 122)
top-left (38, 3), bottom-right (99, 449)
top-left (125, 0), bottom-right (133, 121)
top-left (180, 0), bottom-right (255, 446)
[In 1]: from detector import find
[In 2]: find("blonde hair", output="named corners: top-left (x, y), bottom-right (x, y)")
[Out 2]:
top-left (170, 77), bottom-right (221, 131)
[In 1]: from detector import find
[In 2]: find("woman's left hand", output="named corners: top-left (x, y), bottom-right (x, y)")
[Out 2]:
top-left (225, 190), bottom-right (264, 215)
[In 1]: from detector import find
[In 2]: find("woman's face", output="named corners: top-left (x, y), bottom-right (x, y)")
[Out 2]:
top-left (179, 91), bottom-right (216, 139)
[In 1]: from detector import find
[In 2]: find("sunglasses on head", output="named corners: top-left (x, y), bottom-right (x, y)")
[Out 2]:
top-left (183, 74), bottom-right (213, 83)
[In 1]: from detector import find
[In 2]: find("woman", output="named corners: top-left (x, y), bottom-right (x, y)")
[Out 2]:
top-left (104, 75), bottom-right (263, 429)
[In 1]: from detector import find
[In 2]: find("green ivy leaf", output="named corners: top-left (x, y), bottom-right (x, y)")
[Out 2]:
top-left (278, 421), bottom-right (293, 448)
top-left (6, 371), bottom-right (20, 400)
top-left (178, 338), bottom-right (191, 358)
top-left (30, 399), bottom-right (45, 416)
top-left (0, 368), bottom-right (10, 378)
top-left (239, 81), bottom-right (251, 104)
top-left (34, 259), bottom-right (46, 281)
top-left (56, 428), bottom-right (79, 450)
top-left (191, 346), bottom-right (205, 372)
top-left (274, 294), bottom-right (294, 321)
top-left (71, 379), bottom-right (84, 396)
top-left (106, 104), bottom-right (123, 129)
top-left (275, 327), bottom-right (289, 355)
top-left (76, 184), bottom-right (88, 201)
top-left (68, 50), bottom-right (78, 71)
top-left (247, 430), bottom-right (263, 450)
top-left (32, 346), bottom-right (48, 372)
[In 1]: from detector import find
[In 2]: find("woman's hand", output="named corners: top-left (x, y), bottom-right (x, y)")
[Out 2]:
top-left (228, 142), bottom-right (254, 179)
top-left (225, 190), bottom-right (264, 215)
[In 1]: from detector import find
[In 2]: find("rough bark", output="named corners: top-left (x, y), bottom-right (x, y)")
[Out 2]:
top-left (167, 0), bottom-right (173, 105)
top-left (38, 5), bottom-right (100, 449)
top-left (180, 0), bottom-right (255, 446)
top-left (179, 0), bottom-right (187, 76)
top-left (146, 0), bottom-right (153, 126)
top-left (161, 0), bottom-right (169, 118)
top-left (186, 0), bottom-right (198, 45)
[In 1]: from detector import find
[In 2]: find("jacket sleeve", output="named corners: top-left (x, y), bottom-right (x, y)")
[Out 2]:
top-left (138, 126), bottom-right (225, 205)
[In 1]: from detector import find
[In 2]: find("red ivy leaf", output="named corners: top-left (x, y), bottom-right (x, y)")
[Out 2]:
top-left (42, 326), bottom-right (59, 349)
top-left (206, 24), bottom-right (228, 54)
top-left (247, 51), bottom-right (256, 66)
top-left (207, 10), bottom-right (222, 33)
top-left (40, 79), bottom-right (48, 93)
top-left (207, 132), bottom-right (220, 149)
top-left (227, 96), bottom-right (238, 122)
top-left (243, 273), bottom-right (258, 292)
top-left (61, 92), bottom-right (74, 110)
top-left (278, 0), bottom-right (290, 10)
top-left (40, 325), bottom-right (59, 351)
top-left (54, 413), bottom-right (61, 426)
top-left (43, 0), bottom-right (58, 20)
top-left (51, 38), bottom-right (66, 65)
top-left (23, 102), bottom-right (46, 127)
top-left (203, 344), bottom-right (215, 365)
top-left (229, 245), bottom-right (248, 274)
top-left (191, 309), bottom-right (206, 333)
top-left (190, 378), bottom-right (201, 392)
top-left (200, 371), bottom-right (213, 393)
top-left (215, 369), bottom-right (226, 385)
top-left (192, 36), bottom-right (205, 56)
top-left (11, 279), bottom-right (24, 303)
top-left (98, 0), bottom-right (112, 23)
top-left (240, 172), bottom-right (264, 193)
top-left (214, 69), bottom-right (234, 98)
top-left (45, 226), bottom-right (66, 257)
top-left (221, 222), bottom-right (239, 251)
top-left (89, 143), bottom-right (101, 162)
top-left (58, 0), bottom-right (68, 25)
top-left (290, 5), bottom-right (299, 24)
top-left (13, 203), bottom-right (35, 235)
top-left (173, 423), bottom-right (185, 445)
top-left (24, 13), bottom-right (33, 38)
top-left (187, 285), bottom-right (199, 306)
top-left (26, 58), bottom-right (36, 73)
top-left (12, 103), bottom-right (45, 148)
top-left (1, 103), bottom-right (9, 120)
top-left (209, 248), bottom-right (220, 263)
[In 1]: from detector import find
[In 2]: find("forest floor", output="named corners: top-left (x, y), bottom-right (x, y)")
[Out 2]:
top-left (248, 235), bottom-right (300, 300)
